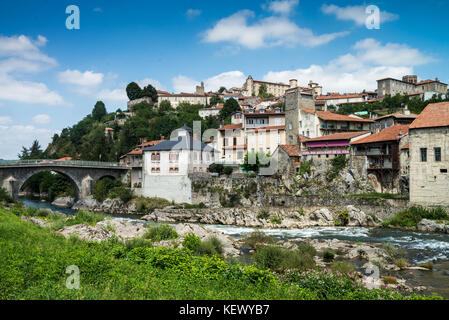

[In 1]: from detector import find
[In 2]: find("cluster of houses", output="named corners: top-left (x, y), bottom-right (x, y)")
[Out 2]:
top-left (119, 74), bottom-right (449, 207)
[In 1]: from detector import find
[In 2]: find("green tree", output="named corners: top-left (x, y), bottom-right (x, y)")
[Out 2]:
top-left (258, 84), bottom-right (274, 99)
top-left (158, 100), bottom-right (174, 113)
top-left (141, 84), bottom-right (158, 103)
top-left (210, 94), bottom-right (224, 107)
top-left (240, 151), bottom-right (270, 173)
top-left (219, 98), bottom-right (241, 121)
top-left (126, 82), bottom-right (142, 101)
top-left (218, 87), bottom-right (227, 93)
top-left (92, 101), bottom-right (107, 121)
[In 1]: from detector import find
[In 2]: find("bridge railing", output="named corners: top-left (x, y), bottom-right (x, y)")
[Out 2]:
top-left (0, 159), bottom-right (127, 168)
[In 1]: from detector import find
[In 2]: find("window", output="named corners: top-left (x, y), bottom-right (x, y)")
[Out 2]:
top-left (420, 148), bottom-right (427, 162)
top-left (300, 120), bottom-right (302, 128)
top-left (151, 152), bottom-right (160, 161)
top-left (169, 151), bottom-right (179, 161)
top-left (435, 147), bottom-right (441, 162)
top-left (151, 167), bottom-right (160, 173)
top-left (237, 151), bottom-right (243, 159)
top-left (169, 167), bottom-right (179, 173)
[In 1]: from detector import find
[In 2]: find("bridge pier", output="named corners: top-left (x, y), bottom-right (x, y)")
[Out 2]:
top-left (2, 176), bottom-right (18, 200)
top-left (81, 175), bottom-right (94, 198)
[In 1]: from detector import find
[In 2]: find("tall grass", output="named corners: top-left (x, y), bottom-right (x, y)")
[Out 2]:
top-left (382, 206), bottom-right (448, 228)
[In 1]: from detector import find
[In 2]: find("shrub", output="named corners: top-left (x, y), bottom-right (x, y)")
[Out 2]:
top-left (196, 237), bottom-right (224, 256)
top-left (330, 155), bottom-right (347, 171)
top-left (223, 166), bottom-right (234, 175)
top-left (383, 206), bottom-right (448, 228)
top-left (110, 186), bottom-right (134, 203)
top-left (418, 261), bottom-right (434, 270)
top-left (299, 160), bottom-right (312, 175)
top-left (296, 206), bottom-right (306, 216)
top-left (124, 238), bottom-right (153, 250)
top-left (134, 197), bottom-right (171, 213)
top-left (257, 209), bottom-right (270, 220)
top-left (208, 163), bottom-right (224, 175)
top-left (297, 243), bottom-right (317, 257)
top-left (0, 188), bottom-right (13, 203)
top-left (393, 258), bottom-right (409, 269)
top-left (323, 249), bottom-right (335, 262)
top-left (144, 224), bottom-right (179, 242)
top-left (331, 261), bottom-right (355, 274)
top-left (243, 230), bottom-right (276, 249)
top-left (338, 210), bottom-right (349, 226)
top-left (270, 216), bottom-right (282, 225)
top-left (66, 210), bottom-right (105, 226)
top-left (382, 276), bottom-right (398, 284)
top-left (93, 178), bottom-right (122, 202)
top-left (253, 245), bottom-right (316, 272)
top-left (182, 233), bottom-right (201, 252)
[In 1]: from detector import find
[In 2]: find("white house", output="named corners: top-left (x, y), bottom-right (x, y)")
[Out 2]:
top-left (141, 125), bottom-right (217, 203)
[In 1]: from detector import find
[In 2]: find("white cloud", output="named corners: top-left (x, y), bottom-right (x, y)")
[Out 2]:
top-left (321, 4), bottom-right (399, 26)
top-left (186, 9), bottom-right (201, 18)
top-left (137, 78), bottom-right (165, 91)
top-left (0, 116), bottom-right (12, 125)
top-left (202, 10), bottom-right (348, 49)
top-left (172, 71), bottom-right (247, 93)
top-left (58, 69), bottom-right (104, 87)
top-left (265, 0), bottom-right (299, 15)
top-left (0, 74), bottom-right (67, 106)
top-left (32, 114), bottom-right (51, 125)
top-left (0, 125), bottom-right (54, 160)
top-left (0, 35), bottom-right (56, 65)
top-left (96, 88), bottom-right (127, 104)
top-left (262, 38), bottom-right (434, 93)
top-left (93, 8), bottom-right (103, 13)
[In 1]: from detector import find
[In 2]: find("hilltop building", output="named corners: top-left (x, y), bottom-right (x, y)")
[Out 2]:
top-left (377, 75), bottom-right (447, 99)
top-left (409, 102), bottom-right (449, 206)
top-left (242, 76), bottom-right (322, 98)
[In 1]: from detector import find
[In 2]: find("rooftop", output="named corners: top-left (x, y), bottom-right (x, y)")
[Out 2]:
top-left (279, 145), bottom-right (300, 157)
top-left (303, 131), bottom-right (370, 142)
top-left (302, 109), bottom-right (374, 123)
top-left (351, 125), bottom-right (409, 145)
top-left (144, 136), bottom-right (215, 152)
top-left (375, 111), bottom-right (418, 121)
top-left (409, 102), bottom-right (449, 129)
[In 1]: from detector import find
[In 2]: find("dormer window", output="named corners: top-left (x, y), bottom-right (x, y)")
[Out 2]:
top-left (275, 108), bottom-right (280, 113)
top-left (260, 109), bottom-right (265, 113)
top-left (249, 109), bottom-right (254, 113)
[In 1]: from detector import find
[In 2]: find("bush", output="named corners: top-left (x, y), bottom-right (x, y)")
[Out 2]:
top-left (0, 188), bottom-right (13, 203)
top-left (297, 243), bottom-right (317, 257)
top-left (110, 186), bottom-right (134, 203)
top-left (243, 230), bottom-right (276, 249)
top-left (269, 216), bottom-right (282, 225)
top-left (394, 258), bottom-right (409, 269)
top-left (382, 206), bottom-right (448, 228)
top-left (66, 210), bottom-right (105, 226)
top-left (144, 224), bottom-right (179, 242)
top-left (338, 210), bottom-right (349, 226)
top-left (331, 261), bottom-right (355, 274)
top-left (323, 249), bottom-right (335, 262)
top-left (196, 237), bottom-right (224, 256)
top-left (208, 163), bottom-right (224, 175)
top-left (418, 261), bottom-right (434, 270)
top-left (223, 166), bottom-right (234, 175)
top-left (382, 276), bottom-right (398, 284)
top-left (182, 233), bottom-right (201, 252)
top-left (257, 209), bottom-right (270, 220)
top-left (135, 197), bottom-right (171, 213)
top-left (253, 245), bottom-right (316, 272)
top-left (93, 178), bottom-right (122, 202)
top-left (124, 238), bottom-right (153, 250)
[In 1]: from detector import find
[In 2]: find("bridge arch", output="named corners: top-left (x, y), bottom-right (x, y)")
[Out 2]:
top-left (16, 168), bottom-right (82, 201)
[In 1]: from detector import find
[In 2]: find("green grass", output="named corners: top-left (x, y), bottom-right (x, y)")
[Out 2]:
top-left (0, 208), bottom-right (441, 300)
top-left (382, 206), bottom-right (448, 228)
top-left (143, 224), bottom-right (179, 242)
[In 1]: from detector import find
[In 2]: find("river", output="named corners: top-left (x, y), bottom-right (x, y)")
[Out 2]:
top-left (20, 198), bottom-right (449, 297)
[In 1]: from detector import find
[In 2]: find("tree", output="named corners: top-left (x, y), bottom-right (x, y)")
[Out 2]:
top-left (19, 140), bottom-right (43, 159)
top-left (159, 100), bottom-right (174, 113)
top-left (126, 82), bottom-right (142, 101)
top-left (219, 98), bottom-right (241, 121)
top-left (258, 84), bottom-right (274, 99)
top-left (92, 101), bottom-right (107, 121)
top-left (141, 84), bottom-right (158, 103)
top-left (210, 94), bottom-right (224, 107)
top-left (240, 151), bottom-right (270, 173)
top-left (218, 87), bottom-right (227, 93)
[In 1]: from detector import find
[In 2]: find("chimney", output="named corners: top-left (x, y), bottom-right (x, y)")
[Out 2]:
top-left (161, 136), bottom-right (165, 141)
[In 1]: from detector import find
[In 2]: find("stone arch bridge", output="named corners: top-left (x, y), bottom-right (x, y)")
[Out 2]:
top-left (0, 160), bottom-right (130, 201)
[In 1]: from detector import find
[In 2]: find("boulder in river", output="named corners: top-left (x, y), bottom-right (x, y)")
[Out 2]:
top-left (417, 219), bottom-right (448, 234)
top-left (72, 196), bottom-right (101, 211)
top-left (51, 196), bottom-right (74, 208)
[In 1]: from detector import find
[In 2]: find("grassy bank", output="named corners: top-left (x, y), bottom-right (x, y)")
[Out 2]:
top-left (382, 206), bottom-right (449, 228)
top-left (0, 207), bottom-right (441, 300)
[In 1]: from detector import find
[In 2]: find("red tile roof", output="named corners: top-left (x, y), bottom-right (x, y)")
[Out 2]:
top-left (351, 125), bottom-right (409, 145)
top-left (157, 90), bottom-right (170, 95)
top-left (303, 131), bottom-right (370, 142)
top-left (375, 112), bottom-right (418, 121)
top-left (279, 145), bottom-right (300, 157)
top-left (218, 123), bottom-right (243, 131)
top-left (409, 102), bottom-right (449, 129)
top-left (317, 94), bottom-right (363, 100)
top-left (302, 109), bottom-right (374, 123)
top-left (137, 138), bottom-right (165, 148)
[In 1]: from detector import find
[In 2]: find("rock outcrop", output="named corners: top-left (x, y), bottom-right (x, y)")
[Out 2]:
top-left (417, 219), bottom-right (449, 234)
top-left (57, 224), bottom-right (114, 242)
top-left (51, 197), bottom-right (74, 208)
top-left (346, 205), bottom-right (378, 227)
top-left (72, 196), bottom-right (101, 211)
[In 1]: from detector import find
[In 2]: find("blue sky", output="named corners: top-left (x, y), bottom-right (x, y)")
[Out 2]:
top-left (0, 0), bottom-right (448, 159)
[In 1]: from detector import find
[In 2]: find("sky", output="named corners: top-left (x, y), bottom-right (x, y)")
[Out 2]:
top-left (0, 0), bottom-right (448, 159)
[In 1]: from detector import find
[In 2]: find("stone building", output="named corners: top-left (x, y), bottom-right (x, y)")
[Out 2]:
top-left (217, 124), bottom-right (246, 164)
top-left (270, 144), bottom-right (301, 176)
top-left (301, 131), bottom-right (371, 161)
top-left (351, 125), bottom-right (409, 193)
top-left (242, 76), bottom-right (322, 98)
top-left (409, 102), bottom-right (449, 206)
top-left (141, 125), bottom-right (217, 203)
top-left (374, 107), bottom-right (418, 132)
top-left (157, 82), bottom-right (211, 108)
top-left (377, 75), bottom-right (447, 99)
top-left (285, 87), bottom-right (316, 145)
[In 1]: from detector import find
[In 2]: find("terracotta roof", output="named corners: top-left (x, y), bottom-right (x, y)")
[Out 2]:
top-left (218, 123), bottom-right (243, 131)
top-left (303, 131), bottom-right (370, 142)
top-left (247, 125), bottom-right (285, 133)
top-left (157, 90), bottom-right (170, 95)
top-left (409, 102), bottom-right (449, 129)
top-left (279, 145), bottom-right (300, 157)
top-left (105, 127), bottom-right (114, 131)
top-left (201, 104), bottom-right (223, 111)
top-left (302, 109), bottom-right (374, 123)
top-left (351, 125), bottom-right (409, 145)
top-left (375, 112), bottom-right (418, 121)
top-left (55, 157), bottom-right (72, 161)
top-left (127, 149), bottom-right (143, 156)
top-left (137, 138), bottom-right (165, 148)
top-left (244, 109), bottom-right (284, 116)
top-left (253, 79), bottom-right (289, 86)
top-left (416, 79), bottom-right (447, 85)
top-left (317, 94), bottom-right (363, 100)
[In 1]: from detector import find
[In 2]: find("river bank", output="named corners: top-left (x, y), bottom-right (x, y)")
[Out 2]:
top-left (15, 197), bottom-right (449, 298)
